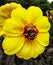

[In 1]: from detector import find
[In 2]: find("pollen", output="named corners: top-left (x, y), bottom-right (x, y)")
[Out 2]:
top-left (23, 24), bottom-right (38, 40)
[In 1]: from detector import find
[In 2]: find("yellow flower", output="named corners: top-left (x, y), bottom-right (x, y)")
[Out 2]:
top-left (2, 6), bottom-right (50, 60)
top-left (0, 2), bottom-right (22, 36)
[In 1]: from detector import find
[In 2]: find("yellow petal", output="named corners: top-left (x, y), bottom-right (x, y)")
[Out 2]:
top-left (4, 18), bottom-right (24, 37)
top-left (12, 6), bottom-right (43, 24)
top-left (0, 16), bottom-right (5, 36)
top-left (34, 16), bottom-right (51, 32)
top-left (36, 32), bottom-right (50, 46)
top-left (0, 3), bottom-right (22, 18)
top-left (16, 40), bottom-right (33, 60)
top-left (2, 36), bottom-right (25, 55)
top-left (5, 3), bottom-right (22, 13)
top-left (0, 3), bottom-right (22, 36)
top-left (0, 27), bottom-right (4, 36)
top-left (11, 7), bottom-right (27, 25)
top-left (0, 16), bottom-right (5, 25)
top-left (27, 6), bottom-right (43, 23)
top-left (32, 39), bottom-right (45, 58)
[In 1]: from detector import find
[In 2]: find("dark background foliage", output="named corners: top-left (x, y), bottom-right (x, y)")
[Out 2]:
top-left (0, 0), bottom-right (53, 65)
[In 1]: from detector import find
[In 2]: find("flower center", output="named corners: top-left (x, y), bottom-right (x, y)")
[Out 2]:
top-left (23, 24), bottom-right (38, 40)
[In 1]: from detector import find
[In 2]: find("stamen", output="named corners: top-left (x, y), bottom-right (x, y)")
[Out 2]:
top-left (23, 24), bottom-right (38, 40)
top-left (27, 29), bottom-right (36, 40)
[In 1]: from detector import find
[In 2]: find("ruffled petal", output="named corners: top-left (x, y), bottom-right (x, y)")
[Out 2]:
top-left (0, 16), bottom-right (5, 36)
top-left (11, 6), bottom-right (42, 24)
top-left (27, 6), bottom-right (43, 23)
top-left (0, 27), bottom-right (4, 36)
top-left (4, 18), bottom-right (24, 37)
top-left (0, 3), bottom-right (22, 18)
top-left (36, 32), bottom-right (50, 46)
top-left (2, 36), bottom-right (25, 55)
top-left (0, 3), bottom-right (22, 36)
top-left (32, 39), bottom-right (45, 58)
top-left (11, 7), bottom-right (27, 25)
top-left (16, 40), bottom-right (33, 60)
top-left (34, 16), bottom-right (51, 32)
